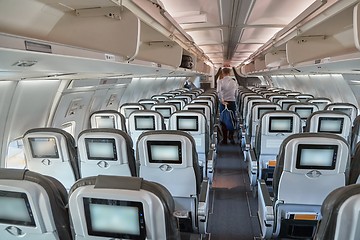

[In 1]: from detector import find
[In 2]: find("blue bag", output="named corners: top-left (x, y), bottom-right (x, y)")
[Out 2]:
top-left (220, 105), bottom-right (236, 131)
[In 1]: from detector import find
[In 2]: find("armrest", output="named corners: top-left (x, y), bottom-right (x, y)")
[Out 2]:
top-left (257, 179), bottom-right (274, 239)
top-left (247, 148), bottom-right (258, 186)
top-left (244, 134), bottom-right (251, 150)
top-left (198, 179), bottom-right (209, 234)
top-left (206, 148), bottom-right (215, 173)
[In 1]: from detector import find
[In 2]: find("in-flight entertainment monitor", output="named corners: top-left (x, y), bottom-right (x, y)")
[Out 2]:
top-left (95, 115), bottom-right (115, 128)
top-left (147, 141), bottom-right (182, 164)
top-left (269, 116), bottom-right (293, 133)
top-left (29, 137), bottom-right (59, 158)
top-left (0, 190), bottom-right (36, 227)
top-left (155, 108), bottom-right (171, 118)
top-left (177, 116), bottom-right (198, 131)
top-left (83, 197), bottom-right (146, 239)
top-left (295, 107), bottom-right (313, 120)
top-left (134, 116), bottom-right (155, 130)
top-left (318, 117), bottom-right (344, 134)
top-left (85, 138), bottom-right (117, 161)
top-left (296, 144), bottom-right (338, 170)
top-left (258, 108), bottom-right (276, 118)
top-left (124, 108), bottom-right (140, 118)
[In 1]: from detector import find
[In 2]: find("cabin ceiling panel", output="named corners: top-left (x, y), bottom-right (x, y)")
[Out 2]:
top-left (200, 45), bottom-right (224, 53)
top-left (236, 44), bottom-right (263, 53)
top-left (187, 29), bottom-right (223, 46)
top-left (247, 0), bottom-right (317, 25)
top-left (241, 27), bottom-right (282, 44)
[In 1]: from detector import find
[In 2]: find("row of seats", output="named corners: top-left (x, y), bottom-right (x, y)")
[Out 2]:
top-left (14, 87), bottom-right (219, 239)
top-left (0, 169), bottom-right (184, 239)
top-left (241, 86), bottom-right (360, 239)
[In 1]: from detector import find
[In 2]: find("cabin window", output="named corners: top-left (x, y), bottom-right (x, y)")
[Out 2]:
top-left (6, 139), bottom-right (26, 169)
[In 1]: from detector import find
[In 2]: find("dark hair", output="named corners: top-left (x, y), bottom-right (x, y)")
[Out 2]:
top-left (222, 68), bottom-right (231, 75)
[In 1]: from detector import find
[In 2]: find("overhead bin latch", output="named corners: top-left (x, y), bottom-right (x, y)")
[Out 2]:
top-left (146, 41), bottom-right (175, 48)
top-left (75, 7), bottom-right (122, 20)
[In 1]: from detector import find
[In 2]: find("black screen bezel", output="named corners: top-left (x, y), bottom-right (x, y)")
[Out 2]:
top-left (85, 138), bottom-right (117, 161)
top-left (268, 116), bottom-right (293, 133)
top-left (296, 144), bottom-right (338, 170)
top-left (317, 117), bottom-right (344, 134)
top-left (83, 197), bottom-right (146, 240)
top-left (29, 137), bottom-right (59, 158)
top-left (134, 116), bottom-right (155, 130)
top-left (257, 108), bottom-right (276, 118)
top-left (0, 190), bottom-right (36, 227)
top-left (147, 141), bottom-right (182, 164)
top-left (176, 116), bottom-right (199, 131)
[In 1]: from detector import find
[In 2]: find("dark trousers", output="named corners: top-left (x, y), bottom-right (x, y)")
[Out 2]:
top-left (219, 101), bottom-right (236, 143)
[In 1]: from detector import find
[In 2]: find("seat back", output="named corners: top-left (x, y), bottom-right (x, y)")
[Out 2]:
top-left (249, 103), bottom-right (281, 146)
top-left (23, 128), bottom-right (79, 190)
top-left (151, 95), bottom-right (168, 103)
top-left (241, 95), bottom-right (263, 121)
top-left (325, 102), bottom-right (358, 123)
top-left (137, 130), bottom-right (201, 197)
top-left (256, 111), bottom-right (302, 170)
top-left (351, 115), bottom-right (360, 154)
top-left (269, 94), bottom-right (287, 103)
top-left (165, 99), bottom-right (186, 110)
top-left (315, 184), bottom-right (360, 240)
top-left (89, 110), bottom-right (127, 132)
top-left (191, 99), bottom-right (214, 115)
top-left (77, 129), bottom-right (136, 178)
top-left (288, 103), bottom-right (319, 130)
top-left (69, 175), bottom-right (180, 240)
top-left (151, 104), bottom-right (177, 129)
top-left (0, 169), bottom-right (71, 240)
top-left (307, 98), bottom-right (332, 110)
top-left (295, 94), bottom-right (314, 102)
top-left (128, 110), bottom-right (165, 145)
top-left (276, 98), bottom-right (301, 110)
top-left (184, 103), bottom-right (212, 136)
top-left (274, 133), bottom-right (349, 204)
top-left (285, 92), bottom-right (301, 97)
top-left (173, 95), bottom-right (191, 104)
top-left (168, 111), bottom-right (209, 173)
top-left (138, 99), bottom-right (159, 110)
top-left (244, 98), bottom-right (271, 130)
top-left (119, 103), bottom-right (145, 130)
top-left (306, 110), bottom-right (352, 142)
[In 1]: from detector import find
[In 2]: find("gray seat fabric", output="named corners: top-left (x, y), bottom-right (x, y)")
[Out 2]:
top-left (273, 132), bottom-right (349, 199)
top-left (315, 184), bottom-right (360, 240)
top-left (69, 175), bottom-right (181, 240)
top-left (137, 130), bottom-right (202, 194)
top-left (77, 128), bottom-right (136, 177)
top-left (351, 115), bottom-right (360, 154)
top-left (24, 128), bottom-right (80, 180)
top-left (349, 142), bottom-right (360, 184)
top-left (0, 168), bottom-right (71, 240)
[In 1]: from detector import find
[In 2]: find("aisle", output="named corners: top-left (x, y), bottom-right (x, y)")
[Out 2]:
top-left (207, 143), bottom-right (261, 240)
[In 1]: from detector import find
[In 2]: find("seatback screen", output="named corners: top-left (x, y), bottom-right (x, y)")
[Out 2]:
top-left (187, 107), bottom-right (205, 114)
top-left (147, 141), bottom-right (182, 164)
top-left (85, 138), bottom-right (117, 161)
top-left (333, 108), bottom-right (352, 117)
top-left (268, 117), bottom-right (293, 133)
top-left (177, 116), bottom-right (199, 131)
top-left (141, 103), bottom-right (154, 110)
top-left (172, 102), bottom-right (181, 110)
top-left (296, 144), bottom-right (337, 170)
top-left (29, 137), bottom-right (59, 158)
top-left (318, 117), bottom-right (344, 134)
top-left (258, 108), bottom-right (276, 118)
top-left (124, 108), bottom-right (139, 118)
top-left (95, 116), bottom-right (115, 128)
top-left (155, 108), bottom-right (171, 118)
top-left (84, 198), bottom-right (146, 239)
top-left (134, 116), bottom-right (155, 130)
top-left (295, 107), bottom-right (313, 120)
top-left (0, 191), bottom-right (35, 227)
top-left (282, 102), bottom-right (295, 110)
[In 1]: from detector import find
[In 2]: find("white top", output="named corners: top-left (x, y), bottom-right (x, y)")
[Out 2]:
top-left (217, 76), bottom-right (238, 102)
